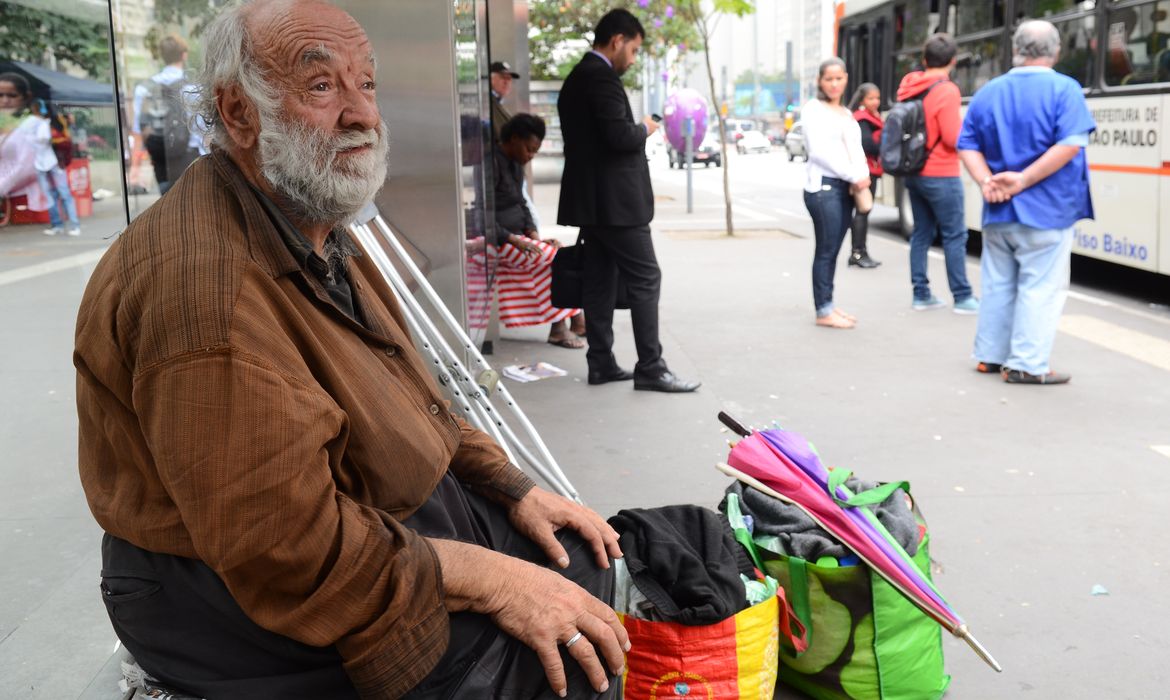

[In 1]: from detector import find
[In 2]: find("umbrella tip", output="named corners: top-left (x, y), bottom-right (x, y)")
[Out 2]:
top-left (718, 412), bottom-right (751, 437)
top-left (957, 626), bottom-right (1003, 672)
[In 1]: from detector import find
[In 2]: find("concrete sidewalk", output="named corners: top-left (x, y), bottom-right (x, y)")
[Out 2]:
top-left (494, 167), bottom-right (1170, 698)
top-left (1, 153), bottom-right (1168, 698)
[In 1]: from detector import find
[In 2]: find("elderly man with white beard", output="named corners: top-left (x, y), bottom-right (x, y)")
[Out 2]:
top-left (73, 1), bottom-right (628, 698)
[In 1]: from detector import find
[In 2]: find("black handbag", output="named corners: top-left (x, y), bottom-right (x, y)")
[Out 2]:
top-left (550, 233), bottom-right (629, 310)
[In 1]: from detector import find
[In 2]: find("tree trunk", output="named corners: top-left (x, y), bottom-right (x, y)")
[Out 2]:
top-left (698, 13), bottom-right (734, 237)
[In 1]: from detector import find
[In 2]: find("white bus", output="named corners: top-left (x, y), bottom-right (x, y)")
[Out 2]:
top-left (837, 0), bottom-right (1170, 278)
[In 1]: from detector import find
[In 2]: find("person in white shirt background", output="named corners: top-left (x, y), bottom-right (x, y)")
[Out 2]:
top-left (29, 99), bottom-right (81, 236)
top-left (800, 57), bottom-right (871, 329)
top-left (132, 33), bottom-right (204, 194)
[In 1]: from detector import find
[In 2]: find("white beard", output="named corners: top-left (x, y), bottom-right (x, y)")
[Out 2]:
top-left (257, 112), bottom-right (389, 227)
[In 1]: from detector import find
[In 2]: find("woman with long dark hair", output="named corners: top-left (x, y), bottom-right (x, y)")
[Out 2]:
top-left (847, 82), bottom-right (882, 268)
top-left (801, 58), bottom-right (870, 329)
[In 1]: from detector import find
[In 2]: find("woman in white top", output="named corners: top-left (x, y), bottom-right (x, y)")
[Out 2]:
top-left (29, 99), bottom-right (81, 236)
top-left (801, 58), bottom-right (870, 329)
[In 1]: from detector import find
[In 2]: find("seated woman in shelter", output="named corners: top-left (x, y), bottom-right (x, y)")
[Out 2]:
top-left (492, 113), bottom-right (586, 348)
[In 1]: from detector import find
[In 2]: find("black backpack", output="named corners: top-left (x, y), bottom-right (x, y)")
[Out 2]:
top-left (141, 78), bottom-right (191, 160)
top-left (879, 79), bottom-right (946, 176)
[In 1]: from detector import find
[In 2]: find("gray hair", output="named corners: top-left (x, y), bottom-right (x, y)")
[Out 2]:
top-left (192, 0), bottom-right (281, 149)
top-left (1013, 20), bottom-right (1061, 63)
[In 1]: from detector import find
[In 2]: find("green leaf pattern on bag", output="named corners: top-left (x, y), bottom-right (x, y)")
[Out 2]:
top-left (839, 614), bottom-right (880, 699)
top-left (769, 564), bottom-right (851, 675)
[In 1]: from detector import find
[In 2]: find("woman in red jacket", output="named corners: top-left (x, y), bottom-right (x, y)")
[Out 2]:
top-left (848, 83), bottom-right (882, 268)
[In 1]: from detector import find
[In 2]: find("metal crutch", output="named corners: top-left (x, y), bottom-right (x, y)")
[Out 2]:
top-left (347, 220), bottom-right (512, 453)
top-left (348, 219), bottom-right (574, 500)
top-left (347, 215), bottom-right (580, 501)
top-left (356, 207), bottom-right (579, 499)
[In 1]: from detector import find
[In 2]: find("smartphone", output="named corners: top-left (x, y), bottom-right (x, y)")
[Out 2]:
top-left (650, 113), bottom-right (663, 123)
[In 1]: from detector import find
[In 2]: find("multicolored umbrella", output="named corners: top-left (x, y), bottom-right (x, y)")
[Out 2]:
top-left (716, 412), bottom-right (1002, 672)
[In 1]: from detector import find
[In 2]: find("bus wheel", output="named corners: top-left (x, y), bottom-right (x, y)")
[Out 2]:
top-left (897, 182), bottom-right (914, 240)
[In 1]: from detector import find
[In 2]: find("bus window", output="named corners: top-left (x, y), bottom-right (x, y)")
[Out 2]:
top-left (1016, 0), bottom-right (1095, 21)
top-left (1052, 14), bottom-right (1098, 87)
top-left (1105, 1), bottom-right (1170, 85)
top-left (894, 52), bottom-right (922, 89)
top-left (953, 37), bottom-right (1001, 96)
top-left (894, 0), bottom-right (934, 52)
top-left (954, 0), bottom-right (1006, 36)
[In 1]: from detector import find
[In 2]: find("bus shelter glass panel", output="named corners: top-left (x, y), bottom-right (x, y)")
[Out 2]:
top-left (953, 37), bottom-right (1002, 95)
top-left (107, 0), bottom-right (212, 219)
top-left (455, 0), bottom-right (496, 345)
top-left (953, 0), bottom-right (1007, 35)
top-left (1018, 0), bottom-right (1096, 19)
top-left (1105, 1), bottom-right (1170, 85)
top-left (0, 0), bottom-right (125, 235)
top-left (1052, 13), bottom-right (1099, 87)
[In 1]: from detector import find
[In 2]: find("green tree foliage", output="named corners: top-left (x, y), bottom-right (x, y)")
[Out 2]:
top-left (672, 0), bottom-right (755, 237)
top-left (528, 0), bottom-right (697, 82)
top-left (151, 0), bottom-right (228, 37)
top-left (0, 4), bottom-right (109, 78)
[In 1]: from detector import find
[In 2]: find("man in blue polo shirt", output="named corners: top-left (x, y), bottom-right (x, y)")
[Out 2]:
top-left (958, 19), bottom-right (1096, 385)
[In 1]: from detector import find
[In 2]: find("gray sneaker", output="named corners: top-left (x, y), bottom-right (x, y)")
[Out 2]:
top-left (66, 227), bottom-right (81, 237)
top-left (43, 227), bottom-right (63, 236)
top-left (912, 296), bottom-right (947, 311)
top-left (952, 297), bottom-right (980, 314)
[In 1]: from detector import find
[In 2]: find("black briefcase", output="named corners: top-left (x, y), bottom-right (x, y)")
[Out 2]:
top-left (551, 234), bottom-right (629, 310)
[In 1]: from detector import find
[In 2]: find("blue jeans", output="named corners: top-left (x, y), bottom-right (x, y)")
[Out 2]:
top-left (973, 223), bottom-right (1074, 375)
top-left (36, 167), bottom-right (79, 228)
top-left (804, 178), bottom-right (854, 316)
top-left (905, 175), bottom-right (972, 302)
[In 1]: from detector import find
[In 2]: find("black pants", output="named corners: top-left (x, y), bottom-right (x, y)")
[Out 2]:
top-left (144, 134), bottom-right (197, 194)
top-left (101, 474), bottom-right (618, 699)
top-left (581, 224), bottom-right (666, 377)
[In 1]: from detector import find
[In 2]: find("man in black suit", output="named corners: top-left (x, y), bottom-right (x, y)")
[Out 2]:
top-left (557, 9), bottom-right (700, 393)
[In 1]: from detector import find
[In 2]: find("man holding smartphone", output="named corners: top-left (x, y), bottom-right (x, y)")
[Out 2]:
top-left (557, 9), bottom-right (700, 393)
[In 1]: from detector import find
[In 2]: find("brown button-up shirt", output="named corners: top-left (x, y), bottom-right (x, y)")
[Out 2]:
top-left (74, 151), bottom-right (535, 697)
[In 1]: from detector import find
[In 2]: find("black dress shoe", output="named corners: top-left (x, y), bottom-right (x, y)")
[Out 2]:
top-left (633, 371), bottom-right (701, 393)
top-left (587, 367), bottom-right (635, 385)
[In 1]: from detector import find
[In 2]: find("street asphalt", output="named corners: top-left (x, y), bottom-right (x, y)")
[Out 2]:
top-left (1, 149), bottom-right (1167, 698)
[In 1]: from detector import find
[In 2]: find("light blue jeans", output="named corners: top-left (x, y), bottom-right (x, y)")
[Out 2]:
top-left (973, 223), bottom-right (1074, 375)
top-left (36, 167), bottom-right (79, 228)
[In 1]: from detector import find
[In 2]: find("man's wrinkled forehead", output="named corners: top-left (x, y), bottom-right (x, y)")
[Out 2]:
top-left (245, 0), bottom-right (373, 75)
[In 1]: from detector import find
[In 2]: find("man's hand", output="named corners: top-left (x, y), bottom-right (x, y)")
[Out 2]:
top-left (429, 539), bottom-right (630, 697)
top-left (850, 177), bottom-right (872, 195)
top-left (980, 179), bottom-right (1012, 203)
top-left (990, 171), bottom-right (1027, 197)
top-left (641, 115), bottom-right (660, 135)
top-left (509, 487), bottom-right (622, 570)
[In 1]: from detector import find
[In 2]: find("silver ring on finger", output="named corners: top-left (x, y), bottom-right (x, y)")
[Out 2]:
top-left (563, 631), bottom-right (584, 649)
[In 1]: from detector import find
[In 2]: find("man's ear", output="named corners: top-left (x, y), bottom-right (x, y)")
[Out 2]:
top-left (216, 84), bottom-right (258, 151)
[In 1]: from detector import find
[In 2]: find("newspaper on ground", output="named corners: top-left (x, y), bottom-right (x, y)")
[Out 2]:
top-left (502, 362), bottom-right (568, 383)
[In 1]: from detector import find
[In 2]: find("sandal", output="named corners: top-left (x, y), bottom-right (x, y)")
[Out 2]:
top-left (815, 314), bottom-right (855, 329)
top-left (547, 335), bottom-right (586, 349)
top-left (833, 308), bottom-right (857, 322)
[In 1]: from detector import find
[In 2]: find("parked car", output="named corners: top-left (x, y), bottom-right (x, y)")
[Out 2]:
top-left (785, 122), bottom-right (807, 161)
top-left (723, 118), bottom-right (754, 143)
top-left (667, 130), bottom-right (722, 168)
top-left (735, 129), bottom-right (772, 154)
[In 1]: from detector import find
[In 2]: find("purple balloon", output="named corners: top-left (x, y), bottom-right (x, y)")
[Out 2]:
top-left (662, 88), bottom-right (709, 153)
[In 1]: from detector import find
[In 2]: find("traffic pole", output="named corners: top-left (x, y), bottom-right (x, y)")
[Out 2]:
top-left (685, 116), bottom-right (694, 214)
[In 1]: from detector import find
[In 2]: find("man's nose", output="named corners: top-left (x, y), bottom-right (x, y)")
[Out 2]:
top-left (338, 84), bottom-right (380, 132)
